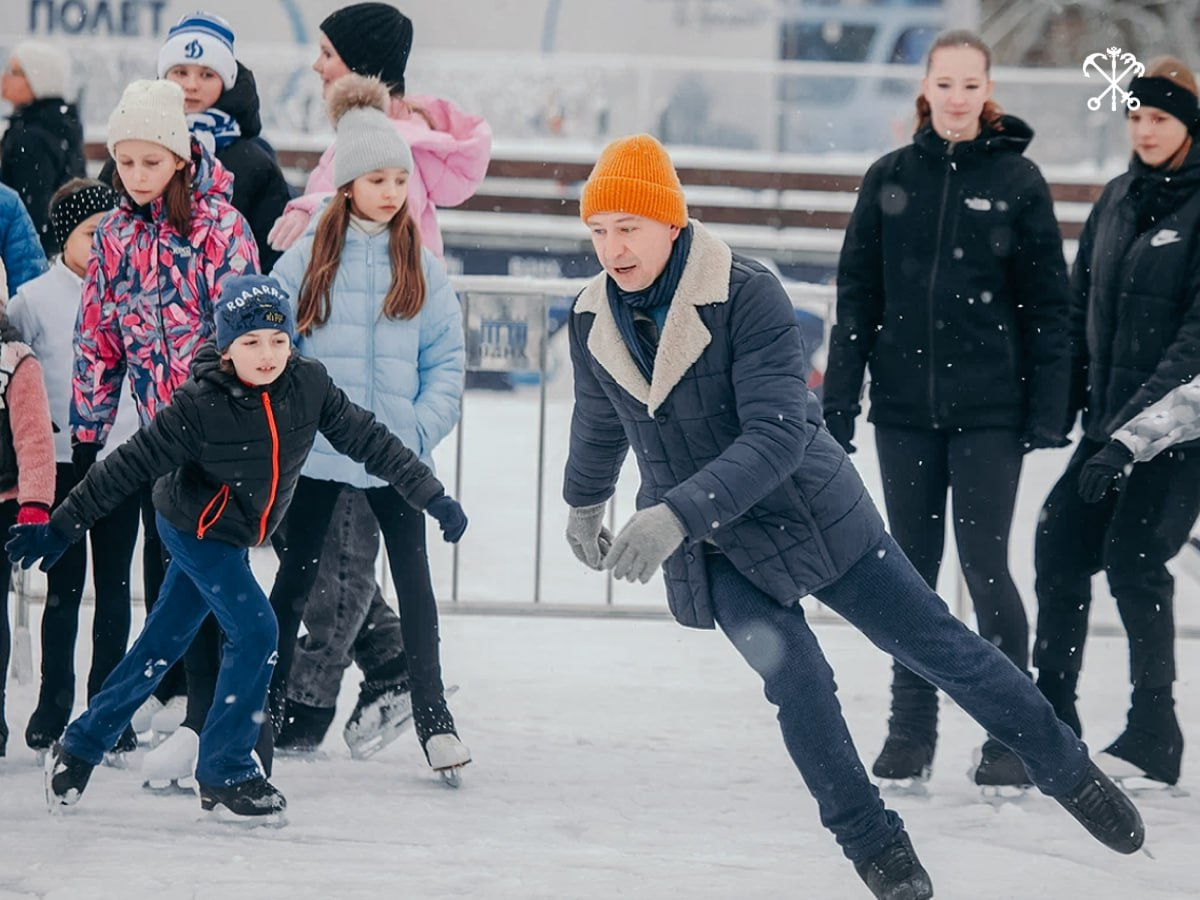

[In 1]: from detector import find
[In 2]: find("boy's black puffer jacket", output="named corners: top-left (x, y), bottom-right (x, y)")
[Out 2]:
top-left (52, 343), bottom-right (444, 546)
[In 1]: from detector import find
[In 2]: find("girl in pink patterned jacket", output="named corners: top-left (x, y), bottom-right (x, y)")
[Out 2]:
top-left (72, 80), bottom-right (258, 452)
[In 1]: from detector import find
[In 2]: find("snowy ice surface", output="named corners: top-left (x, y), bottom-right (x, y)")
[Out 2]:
top-left (2, 371), bottom-right (1198, 899)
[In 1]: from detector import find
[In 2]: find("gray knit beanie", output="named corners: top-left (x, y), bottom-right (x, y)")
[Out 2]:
top-left (328, 74), bottom-right (413, 187)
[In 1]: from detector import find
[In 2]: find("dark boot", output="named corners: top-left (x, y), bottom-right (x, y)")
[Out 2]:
top-left (276, 701), bottom-right (336, 753)
top-left (854, 832), bottom-right (934, 900)
top-left (872, 662), bottom-right (938, 781)
top-left (1055, 760), bottom-right (1144, 854)
top-left (46, 741), bottom-right (94, 806)
top-left (1036, 670), bottom-right (1082, 737)
top-left (973, 737), bottom-right (1032, 787)
top-left (199, 777), bottom-right (287, 818)
top-left (1102, 686), bottom-right (1183, 785)
top-left (25, 703), bottom-right (69, 752)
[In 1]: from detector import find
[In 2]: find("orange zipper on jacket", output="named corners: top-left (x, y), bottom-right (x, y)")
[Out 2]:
top-left (257, 391), bottom-right (280, 546)
top-left (196, 484), bottom-right (230, 539)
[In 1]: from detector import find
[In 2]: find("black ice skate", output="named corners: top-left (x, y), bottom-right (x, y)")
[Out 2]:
top-left (871, 734), bottom-right (935, 793)
top-left (973, 738), bottom-right (1033, 800)
top-left (1100, 690), bottom-right (1184, 790)
top-left (199, 777), bottom-right (287, 825)
top-left (1054, 760), bottom-right (1144, 854)
top-left (45, 741), bottom-right (95, 810)
top-left (854, 832), bottom-right (934, 900)
top-left (276, 702), bottom-right (336, 755)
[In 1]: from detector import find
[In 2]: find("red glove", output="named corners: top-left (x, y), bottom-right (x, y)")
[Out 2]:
top-left (17, 504), bottom-right (50, 526)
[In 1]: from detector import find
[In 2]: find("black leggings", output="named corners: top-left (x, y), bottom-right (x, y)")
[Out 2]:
top-left (875, 425), bottom-right (1027, 727)
top-left (1035, 438), bottom-right (1200, 688)
top-left (268, 477), bottom-right (443, 727)
top-left (32, 462), bottom-right (141, 728)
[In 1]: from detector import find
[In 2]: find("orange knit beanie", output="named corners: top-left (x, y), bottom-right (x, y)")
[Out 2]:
top-left (579, 134), bottom-right (688, 227)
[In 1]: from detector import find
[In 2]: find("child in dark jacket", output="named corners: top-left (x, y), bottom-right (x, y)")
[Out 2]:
top-left (157, 12), bottom-right (292, 272)
top-left (6, 274), bottom-right (467, 822)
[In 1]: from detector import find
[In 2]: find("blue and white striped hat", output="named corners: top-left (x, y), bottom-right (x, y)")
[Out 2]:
top-left (157, 11), bottom-right (237, 90)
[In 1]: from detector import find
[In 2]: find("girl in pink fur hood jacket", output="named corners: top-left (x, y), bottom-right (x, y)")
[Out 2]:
top-left (267, 4), bottom-right (491, 258)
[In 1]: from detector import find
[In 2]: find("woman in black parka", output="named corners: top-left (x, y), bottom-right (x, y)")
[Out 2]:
top-left (1033, 57), bottom-right (1200, 788)
top-left (823, 30), bottom-right (1073, 788)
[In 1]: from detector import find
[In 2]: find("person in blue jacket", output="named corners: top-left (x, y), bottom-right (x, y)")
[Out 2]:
top-left (563, 133), bottom-right (1144, 900)
top-left (0, 181), bottom-right (47, 295)
top-left (268, 74), bottom-right (468, 778)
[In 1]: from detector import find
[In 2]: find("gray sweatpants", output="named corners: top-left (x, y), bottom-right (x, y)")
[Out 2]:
top-left (286, 488), bottom-right (406, 709)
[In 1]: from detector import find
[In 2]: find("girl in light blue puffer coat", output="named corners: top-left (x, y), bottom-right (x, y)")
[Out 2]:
top-left (268, 75), bottom-right (468, 779)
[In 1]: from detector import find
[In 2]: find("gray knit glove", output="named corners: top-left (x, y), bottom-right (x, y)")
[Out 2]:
top-left (565, 502), bottom-right (613, 570)
top-left (604, 503), bottom-right (687, 584)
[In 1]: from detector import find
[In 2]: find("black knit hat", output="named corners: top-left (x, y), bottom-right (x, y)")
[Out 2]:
top-left (320, 3), bottom-right (413, 95)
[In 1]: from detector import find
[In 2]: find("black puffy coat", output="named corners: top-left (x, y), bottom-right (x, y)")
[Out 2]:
top-left (825, 116), bottom-right (1071, 436)
top-left (1072, 143), bottom-right (1200, 443)
top-left (213, 63), bottom-right (292, 273)
top-left (564, 222), bottom-right (885, 629)
top-left (51, 343), bottom-right (444, 547)
top-left (0, 97), bottom-right (86, 254)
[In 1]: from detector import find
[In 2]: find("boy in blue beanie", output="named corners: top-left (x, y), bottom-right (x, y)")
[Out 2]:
top-left (7, 274), bottom-right (467, 823)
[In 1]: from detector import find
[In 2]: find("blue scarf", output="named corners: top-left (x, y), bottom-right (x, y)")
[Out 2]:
top-left (187, 108), bottom-right (241, 155)
top-left (606, 223), bottom-right (693, 383)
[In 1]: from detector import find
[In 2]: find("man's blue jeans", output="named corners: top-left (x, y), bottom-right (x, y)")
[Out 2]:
top-left (708, 534), bottom-right (1089, 864)
top-left (63, 515), bottom-right (277, 787)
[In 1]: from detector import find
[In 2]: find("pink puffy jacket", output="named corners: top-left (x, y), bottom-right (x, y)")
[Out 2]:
top-left (280, 95), bottom-right (491, 258)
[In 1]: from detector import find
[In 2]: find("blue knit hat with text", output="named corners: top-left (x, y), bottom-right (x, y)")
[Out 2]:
top-left (216, 275), bottom-right (295, 349)
top-left (157, 11), bottom-right (238, 90)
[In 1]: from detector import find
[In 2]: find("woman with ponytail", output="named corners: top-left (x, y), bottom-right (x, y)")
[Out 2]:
top-left (269, 75), bottom-right (468, 778)
top-left (822, 30), bottom-right (1073, 790)
top-left (1033, 57), bottom-right (1200, 788)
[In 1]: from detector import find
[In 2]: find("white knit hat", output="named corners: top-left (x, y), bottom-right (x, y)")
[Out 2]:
top-left (12, 40), bottom-right (70, 99)
top-left (328, 75), bottom-right (413, 188)
top-left (106, 79), bottom-right (191, 160)
top-left (156, 11), bottom-right (238, 90)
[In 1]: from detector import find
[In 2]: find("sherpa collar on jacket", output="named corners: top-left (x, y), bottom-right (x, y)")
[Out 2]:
top-left (574, 220), bottom-right (732, 417)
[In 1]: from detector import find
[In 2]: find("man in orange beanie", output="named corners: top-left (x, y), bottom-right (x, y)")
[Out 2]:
top-left (562, 134), bottom-right (1144, 899)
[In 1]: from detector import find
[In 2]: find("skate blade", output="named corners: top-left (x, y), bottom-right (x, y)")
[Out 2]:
top-left (202, 806), bottom-right (288, 828)
top-left (1110, 773), bottom-right (1189, 797)
top-left (275, 747), bottom-right (329, 761)
top-left (143, 777), bottom-right (198, 795)
top-left (979, 784), bottom-right (1033, 806)
top-left (33, 749), bottom-right (48, 767)
top-left (438, 766), bottom-right (465, 788)
top-left (346, 723), bottom-right (410, 760)
top-left (876, 771), bottom-right (931, 798)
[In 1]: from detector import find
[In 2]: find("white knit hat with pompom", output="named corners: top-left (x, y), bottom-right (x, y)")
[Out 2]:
top-left (329, 74), bottom-right (413, 187)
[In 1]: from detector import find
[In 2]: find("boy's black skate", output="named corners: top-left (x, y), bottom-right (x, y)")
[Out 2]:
top-left (1054, 760), bottom-right (1144, 854)
top-left (854, 832), bottom-right (934, 900)
top-left (199, 777), bottom-right (287, 824)
top-left (871, 734), bottom-right (935, 785)
top-left (45, 741), bottom-right (95, 809)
